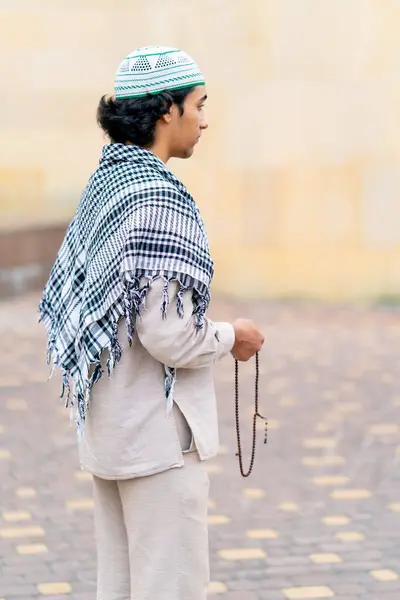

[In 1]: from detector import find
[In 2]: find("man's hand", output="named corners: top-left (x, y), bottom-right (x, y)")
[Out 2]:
top-left (231, 318), bottom-right (265, 362)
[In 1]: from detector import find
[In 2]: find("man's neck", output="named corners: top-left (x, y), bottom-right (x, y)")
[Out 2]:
top-left (125, 141), bottom-right (170, 165)
top-left (148, 140), bottom-right (170, 165)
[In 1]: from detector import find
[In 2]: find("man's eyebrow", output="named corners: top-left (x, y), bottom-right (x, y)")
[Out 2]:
top-left (198, 94), bottom-right (208, 103)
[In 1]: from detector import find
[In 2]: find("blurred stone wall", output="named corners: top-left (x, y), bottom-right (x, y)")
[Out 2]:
top-left (1, 0), bottom-right (400, 299)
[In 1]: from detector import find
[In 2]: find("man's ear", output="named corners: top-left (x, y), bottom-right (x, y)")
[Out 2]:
top-left (160, 106), bottom-right (174, 124)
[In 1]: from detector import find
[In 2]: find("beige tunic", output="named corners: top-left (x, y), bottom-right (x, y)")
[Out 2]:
top-left (78, 278), bottom-right (235, 479)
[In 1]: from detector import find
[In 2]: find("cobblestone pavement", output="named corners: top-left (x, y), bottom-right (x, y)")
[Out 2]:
top-left (1, 292), bottom-right (400, 600)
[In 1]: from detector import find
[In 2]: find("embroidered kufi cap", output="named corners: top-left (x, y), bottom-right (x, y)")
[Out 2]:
top-left (114, 46), bottom-right (205, 99)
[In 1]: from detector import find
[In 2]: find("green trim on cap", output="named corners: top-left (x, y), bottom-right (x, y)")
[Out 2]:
top-left (116, 72), bottom-right (205, 92)
top-left (126, 48), bottom-right (181, 59)
top-left (115, 81), bottom-right (206, 100)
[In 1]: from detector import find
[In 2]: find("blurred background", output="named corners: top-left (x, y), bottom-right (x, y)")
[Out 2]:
top-left (1, 0), bottom-right (400, 300)
top-left (1, 2), bottom-right (400, 600)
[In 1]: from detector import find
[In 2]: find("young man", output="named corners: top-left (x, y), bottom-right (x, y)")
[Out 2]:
top-left (39, 46), bottom-right (264, 600)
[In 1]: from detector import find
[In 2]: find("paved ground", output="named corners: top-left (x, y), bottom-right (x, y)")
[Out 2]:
top-left (1, 292), bottom-right (400, 600)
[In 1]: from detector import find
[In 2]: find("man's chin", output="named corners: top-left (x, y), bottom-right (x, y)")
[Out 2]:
top-left (184, 147), bottom-right (195, 159)
top-left (173, 146), bottom-right (195, 160)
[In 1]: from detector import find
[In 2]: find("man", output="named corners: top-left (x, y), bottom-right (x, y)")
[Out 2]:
top-left (39, 46), bottom-right (264, 600)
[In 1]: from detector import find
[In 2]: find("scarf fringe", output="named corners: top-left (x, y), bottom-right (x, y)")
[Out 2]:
top-left (106, 322), bottom-right (123, 377)
top-left (161, 279), bottom-right (170, 319)
top-left (40, 274), bottom-right (207, 433)
top-left (164, 365), bottom-right (176, 415)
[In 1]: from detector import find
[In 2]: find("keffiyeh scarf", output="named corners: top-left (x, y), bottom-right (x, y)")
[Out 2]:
top-left (39, 143), bottom-right (214, 432)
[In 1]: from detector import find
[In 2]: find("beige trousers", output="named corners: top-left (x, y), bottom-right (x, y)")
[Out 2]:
top-left (92, 406), bottom-right (210, 600)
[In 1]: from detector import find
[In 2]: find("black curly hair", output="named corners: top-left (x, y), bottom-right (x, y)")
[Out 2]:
top-left (97, 87), bottom-right (195, 148)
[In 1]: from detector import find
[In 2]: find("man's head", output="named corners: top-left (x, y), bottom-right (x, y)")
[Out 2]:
top-left (97, 46), bottom-right (208, 162)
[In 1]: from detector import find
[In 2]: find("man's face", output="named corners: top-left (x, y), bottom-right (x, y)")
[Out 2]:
top-left (169, 86), bottom-right (208, 159)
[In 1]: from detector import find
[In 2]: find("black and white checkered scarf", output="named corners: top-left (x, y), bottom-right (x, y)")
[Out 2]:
top-left (39, 143), bottom-right (214, 431)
